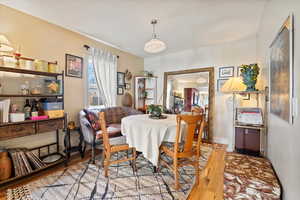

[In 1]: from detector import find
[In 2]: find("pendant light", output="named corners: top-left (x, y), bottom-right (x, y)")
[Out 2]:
top-left (144, 19), bottom-right (166, 54)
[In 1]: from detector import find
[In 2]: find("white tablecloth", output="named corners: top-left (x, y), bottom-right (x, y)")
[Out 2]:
top-left (121, 114), bottom-right (184, 166)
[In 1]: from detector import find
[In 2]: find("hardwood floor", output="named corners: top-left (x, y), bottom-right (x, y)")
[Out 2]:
top-left (187, 148), bottom-right (225, 200)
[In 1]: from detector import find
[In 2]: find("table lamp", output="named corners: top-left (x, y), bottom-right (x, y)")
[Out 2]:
top-left (221, 77), bottom-right (246, 93)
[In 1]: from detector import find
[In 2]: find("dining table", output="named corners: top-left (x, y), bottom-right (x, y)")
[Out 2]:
top-left (121, 114), bottom-right (186, 167)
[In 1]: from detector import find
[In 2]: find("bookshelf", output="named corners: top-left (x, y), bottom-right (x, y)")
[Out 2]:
top-left (0, 66), bottom-right (66, 186)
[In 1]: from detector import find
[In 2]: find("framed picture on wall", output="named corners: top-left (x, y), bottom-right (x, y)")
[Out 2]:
top-left (270, 15), bottom-right (294, 123)
top-left (117, 86), bottom-right (124, 95)
top-left (217, 79), bottom-right (228, 92)
top-left (65, 54), bottom-right (83, 78)
top-left (219, 66), bottom-right (234, 78)
top-left (117, 72), bottom-right (125, 86)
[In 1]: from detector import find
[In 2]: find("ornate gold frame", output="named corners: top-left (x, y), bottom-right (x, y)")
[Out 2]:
top-left (163, 67), bottom-right (215, 142)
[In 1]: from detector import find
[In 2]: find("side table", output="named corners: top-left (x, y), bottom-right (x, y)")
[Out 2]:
top-left (64, 126), bottom-right (84, 162)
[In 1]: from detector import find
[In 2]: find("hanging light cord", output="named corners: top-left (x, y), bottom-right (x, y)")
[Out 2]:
top-left (152, 20), bottom-right (157, 39)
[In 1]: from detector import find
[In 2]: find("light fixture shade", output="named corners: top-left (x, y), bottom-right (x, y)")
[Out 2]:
top-left (221, 77), bottom-right (246, 92)
top-left (0, 34), bottom-right (13, 52)
top-left (144, 38), bottom-right (166, 53)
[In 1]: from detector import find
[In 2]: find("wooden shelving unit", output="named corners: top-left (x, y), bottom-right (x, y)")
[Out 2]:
top-left (134, 76), bottom-right (157, 111)
top-left (0, 65), bottom-right (66, 187)
top-left (0, 66), bottom-right (62, 77)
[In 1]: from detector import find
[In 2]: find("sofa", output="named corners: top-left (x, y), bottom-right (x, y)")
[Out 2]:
top-left (79, 106), bottom-right (142, 163)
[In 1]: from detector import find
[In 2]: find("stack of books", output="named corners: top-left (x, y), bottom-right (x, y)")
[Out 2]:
top-left (9, 149), bottom-right (46, 177)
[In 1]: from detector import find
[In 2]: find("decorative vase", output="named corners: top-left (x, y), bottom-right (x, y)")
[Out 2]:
top-left (0, 151), bottom-right (12, 181)
top-left (240, 64), bottom-right (260, 91)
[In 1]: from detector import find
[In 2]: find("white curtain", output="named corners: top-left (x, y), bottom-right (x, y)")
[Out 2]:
top-left (89, 47), bottom-right (117, 107)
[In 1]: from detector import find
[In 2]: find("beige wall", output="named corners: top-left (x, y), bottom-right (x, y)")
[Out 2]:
top-left (257, 0), bottom-right (300, 199)
top-left (0, 5), bottom-right (143, 149)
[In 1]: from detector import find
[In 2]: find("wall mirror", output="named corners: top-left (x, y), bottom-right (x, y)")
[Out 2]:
top-left (163, 68), bottom-right (214, 141)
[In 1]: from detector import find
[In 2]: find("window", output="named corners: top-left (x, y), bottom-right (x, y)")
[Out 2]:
top-left (86, 58), bottom-right (105, 108)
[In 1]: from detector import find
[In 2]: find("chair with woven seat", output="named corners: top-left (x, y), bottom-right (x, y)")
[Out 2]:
top-left (98, 112), bottom-right (137, 177)
top-left (159, 114), bottom-right (205, 190)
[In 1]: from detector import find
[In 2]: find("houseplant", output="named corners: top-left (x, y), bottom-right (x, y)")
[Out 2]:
top-left (147, 104), bottom-right (162, 118)
top-left (240, 63), bottom-right (260, 91)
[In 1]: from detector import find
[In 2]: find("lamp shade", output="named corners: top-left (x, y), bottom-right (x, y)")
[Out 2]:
top-left (144, 38), bottom-right (166, 53)
top-left (221, 77), bottom-right (246, 93)
top-left (0, 35), bottom-right (13, 52)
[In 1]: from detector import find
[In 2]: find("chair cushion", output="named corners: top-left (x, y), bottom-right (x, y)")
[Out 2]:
top-left (96, 126), bottom-right (122, 139)
top-left (83, 109), bottom-right (100, 131)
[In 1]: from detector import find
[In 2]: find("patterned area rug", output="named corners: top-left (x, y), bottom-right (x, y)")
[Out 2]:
top-left (26, 145), bottom-right (213, 200)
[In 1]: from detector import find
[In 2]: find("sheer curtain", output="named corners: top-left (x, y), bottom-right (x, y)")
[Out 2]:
top-left (89, 47), bottom-right (117, 107)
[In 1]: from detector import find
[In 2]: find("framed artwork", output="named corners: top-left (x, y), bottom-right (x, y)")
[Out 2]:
top-left (125, 83), bottom-right (131, 90)
top-left (217, 79), bottom-right (228, 92)
top-left (117, 72), bottom-right (125, 86)
top-left (117, 87), bottom-right (124, 95)
top-left (219, 66), bottom-right (234, 78)
top-left (65, 54), bottom-right (83, 78)
top-left (270, 15), bottom-right (294, 123)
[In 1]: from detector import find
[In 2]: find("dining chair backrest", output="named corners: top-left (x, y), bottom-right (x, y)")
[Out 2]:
top-left (191, 106), bottom-right (204, 115)
top-left (98, 112), bottom-right (111, 150)
top-left (175, 114), bottom-right (205, 156)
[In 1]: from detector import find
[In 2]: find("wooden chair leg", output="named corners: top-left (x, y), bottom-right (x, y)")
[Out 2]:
top-left (104, 153), bottom-right (110, 177)
top-left (194, 159), bottom-right (200, 185)
top-left (101, 149), bottom-right (106, 167)
top-left (174, 158), bottom-right (180, 190)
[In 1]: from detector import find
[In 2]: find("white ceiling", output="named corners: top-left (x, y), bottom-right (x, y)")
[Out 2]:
top-left (0, 0), bottom-right (267, 58)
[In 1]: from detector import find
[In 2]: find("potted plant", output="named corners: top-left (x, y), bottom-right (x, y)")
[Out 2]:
top-left (147, 104), bottom-right (162, 118)
top-left (240, 63), bottom-right (260, 91)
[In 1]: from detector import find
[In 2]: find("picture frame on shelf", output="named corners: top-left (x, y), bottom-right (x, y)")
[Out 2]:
top-left (117, 86), bottom-right (124, 95)
top-left (117, 72), bottom-right (125, 86)
top-left (217, 79), bottom-right (228, 92)
top-left (125, 83), bottom-right (131, 90)
top-left (65, 54), bottom-right (83, 78)
top-left (219, 66), bottom-right (234, 78)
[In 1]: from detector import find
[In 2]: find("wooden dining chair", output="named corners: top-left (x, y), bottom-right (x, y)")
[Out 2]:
top-left (159, 114), bottom-right (205, 190)
top-left (191, 106), bottom-right (204, 115)
top-left (98, 112), bottom-right (137, 177)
